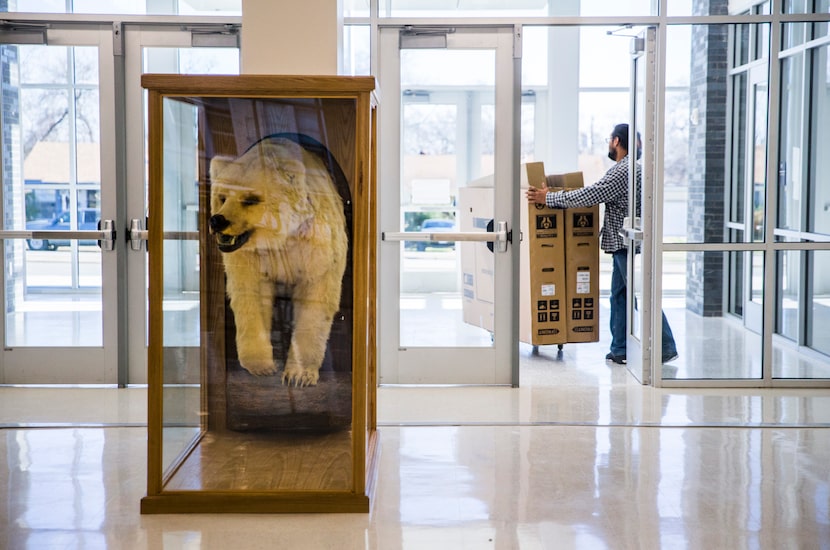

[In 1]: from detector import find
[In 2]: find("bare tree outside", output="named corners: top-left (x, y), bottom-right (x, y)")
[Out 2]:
top-left (19, 45), bottom-right (99, 159)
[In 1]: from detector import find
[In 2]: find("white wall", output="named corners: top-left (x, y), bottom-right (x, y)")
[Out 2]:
top-left (241, 0), bottom-right (342, 74)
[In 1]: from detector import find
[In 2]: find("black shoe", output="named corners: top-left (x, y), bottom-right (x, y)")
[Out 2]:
top-left (606, 352), bottom-right (626, 365)
top-left (662, 352), bottom-right (679, 364)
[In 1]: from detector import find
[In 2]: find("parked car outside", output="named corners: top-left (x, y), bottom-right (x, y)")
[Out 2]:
top-left (26, 209), bottom-right (100, 251)
top-left (412, 218), bottom-right (456, 251)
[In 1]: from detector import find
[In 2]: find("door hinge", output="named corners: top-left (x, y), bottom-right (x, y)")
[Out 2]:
top-left (514, 25), bottom-right (522, 59)
top-left (113, 22), bottom-right (123, 56)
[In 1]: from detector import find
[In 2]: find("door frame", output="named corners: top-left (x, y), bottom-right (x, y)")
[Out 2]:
top-left (0, 18), bottom-right (239, 386)
top-left (742, 64), bottom-right (769, 335)
top-left (624, 27), bottom-right (657, 385)
top-left (377, 25), bottom-right (521, 385)
top-left (124, 23), bottom-right (241, 384)
top-left (0, 24), bottom-right (119, 384)
top-left (123, 25), bottom-right (217, 384)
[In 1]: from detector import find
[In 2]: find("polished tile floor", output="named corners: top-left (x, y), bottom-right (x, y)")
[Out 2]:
top-left (1, 344), bottom-right (829, 549)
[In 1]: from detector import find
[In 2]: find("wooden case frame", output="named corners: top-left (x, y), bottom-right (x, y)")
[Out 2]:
top-left (140, 75), bottom-right (378, 514)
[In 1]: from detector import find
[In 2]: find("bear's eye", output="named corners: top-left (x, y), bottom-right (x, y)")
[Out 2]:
top-left (241, 195), bottom-right (261, 207)
top-left (217, 194), bottom-right (226, 205)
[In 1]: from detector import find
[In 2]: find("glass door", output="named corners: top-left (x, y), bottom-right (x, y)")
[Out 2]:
top-left (743, 65), bottom-right (768, 335)
top-left (123, 26), bottom-right (240, 384)
top-left (0, 26), bottom-right (118, 383)
top-left (623, 28), bottom-right (656, 385)
top-left (378, 26), bottom-right (520, 385)
top-left (0, 22), bottom-right (239, 385)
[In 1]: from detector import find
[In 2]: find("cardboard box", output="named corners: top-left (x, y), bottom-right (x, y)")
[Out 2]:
top-left (548, 173), bottom-right (600, 343)
top-left (460, 165), bottom-right (599, 346)
top-left (520, 163), bottom-right (568, 345)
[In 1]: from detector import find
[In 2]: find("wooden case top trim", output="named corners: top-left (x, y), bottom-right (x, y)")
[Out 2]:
top-left (141, 74), bottom-right (377, 95)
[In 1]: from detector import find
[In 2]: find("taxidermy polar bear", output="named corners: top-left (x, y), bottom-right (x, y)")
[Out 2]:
top-left (209, 137), bottom-right (347, 387)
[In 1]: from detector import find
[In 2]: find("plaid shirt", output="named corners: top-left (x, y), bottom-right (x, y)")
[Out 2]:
top-left (545, 155), bottom-right (640, 254)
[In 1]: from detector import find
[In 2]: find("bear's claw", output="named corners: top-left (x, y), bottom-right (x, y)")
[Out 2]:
top-left (282, 365), bottom-right (320, 387)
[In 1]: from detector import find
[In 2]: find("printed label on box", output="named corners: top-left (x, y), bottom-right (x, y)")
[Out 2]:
top-left (534, 213), bottom-right (558, 239)
top-left (572, 212), bottom-right (594, 228)
top-left (576, 272), bottom-right (591, 283)
top-left (576, 282), bottom-right (591, 294)
top-left (536, 213), bottom-right (557, 230)
top-left (541, 284), bottom-right (555, 296)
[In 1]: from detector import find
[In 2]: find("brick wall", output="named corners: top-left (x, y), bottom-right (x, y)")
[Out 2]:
top-left (686, 0), bottom-right (729, 316)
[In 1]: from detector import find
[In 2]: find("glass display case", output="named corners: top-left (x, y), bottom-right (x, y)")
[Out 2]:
top-left (140, 75), bottom-right (378, 513)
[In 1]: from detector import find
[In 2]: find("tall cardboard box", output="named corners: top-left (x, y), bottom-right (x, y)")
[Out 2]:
top-left (548, 173), bottom-right (600, 343)
top-left (520, 163), bottom-right (568, 345)
top-left (462, 165), bottom-right (599, 347)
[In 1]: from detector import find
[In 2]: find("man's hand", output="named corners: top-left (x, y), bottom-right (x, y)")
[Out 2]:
top-left (526, 185), bottom-right (549, 205)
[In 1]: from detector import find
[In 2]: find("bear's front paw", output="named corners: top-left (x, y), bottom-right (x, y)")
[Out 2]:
top-left (238, 354), bottom-right (277, 376)
top-left (282, 362), bottom-right (320, 387)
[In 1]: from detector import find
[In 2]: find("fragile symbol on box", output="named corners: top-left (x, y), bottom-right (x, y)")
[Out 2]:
top-left (572, 212), bottom-right (594, 229)
top-left (536, 214), bottom-right (557, 229)
top-left (535, 215), bottom-right (558, 238)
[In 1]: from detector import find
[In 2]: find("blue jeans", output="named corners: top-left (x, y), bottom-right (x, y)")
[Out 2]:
top-left (610, 249), bottom-right (677, 359)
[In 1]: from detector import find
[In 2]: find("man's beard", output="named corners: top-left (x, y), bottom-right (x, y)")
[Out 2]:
top-left (608, 149), bottom-right (617, 161)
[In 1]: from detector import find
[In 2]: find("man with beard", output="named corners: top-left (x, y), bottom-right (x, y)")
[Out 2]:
top-left (526, 123), bottom-right (678, 366)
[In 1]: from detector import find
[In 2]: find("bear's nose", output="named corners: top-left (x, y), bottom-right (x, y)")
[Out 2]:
top-left (209, 214), bottom-right (229, 232)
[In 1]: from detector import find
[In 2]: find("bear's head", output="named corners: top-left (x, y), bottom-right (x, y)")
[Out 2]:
top-left (209, 138), bottom-right (314, 253)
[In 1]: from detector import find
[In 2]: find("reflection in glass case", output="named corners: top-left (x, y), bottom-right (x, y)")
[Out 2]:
top-left (141, 75), bottom-right (378, 513)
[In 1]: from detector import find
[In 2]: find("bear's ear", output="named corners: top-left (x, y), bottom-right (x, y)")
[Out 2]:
top-left (210, 155), bottom-right (235, 179)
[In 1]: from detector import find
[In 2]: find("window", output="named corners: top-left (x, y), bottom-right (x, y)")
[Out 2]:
top-left (6, 0), bottom-right (241, 15)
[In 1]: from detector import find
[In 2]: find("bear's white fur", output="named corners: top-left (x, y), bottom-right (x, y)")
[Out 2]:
top-left (209, 138), bottom-right (347, 387)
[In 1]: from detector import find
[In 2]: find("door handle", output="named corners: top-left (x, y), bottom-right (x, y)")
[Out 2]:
top-left (0, 219), bottom-right (117, 250)
top-left (127, 218), bottom-right (199, 251)
top-left (99, 219), bottom-right (116, 251)
top-left (128, 218), bottom-right (148, 251)
top-left (619, 216), bottom-right (643, 242)
top-left (383, 220), bottom-right (511, 253)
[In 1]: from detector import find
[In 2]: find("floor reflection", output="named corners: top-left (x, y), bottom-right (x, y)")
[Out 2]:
top-left (1, 347), bottom-right (828, 548)
top-left (1, 405), bottom-right (828, 548)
